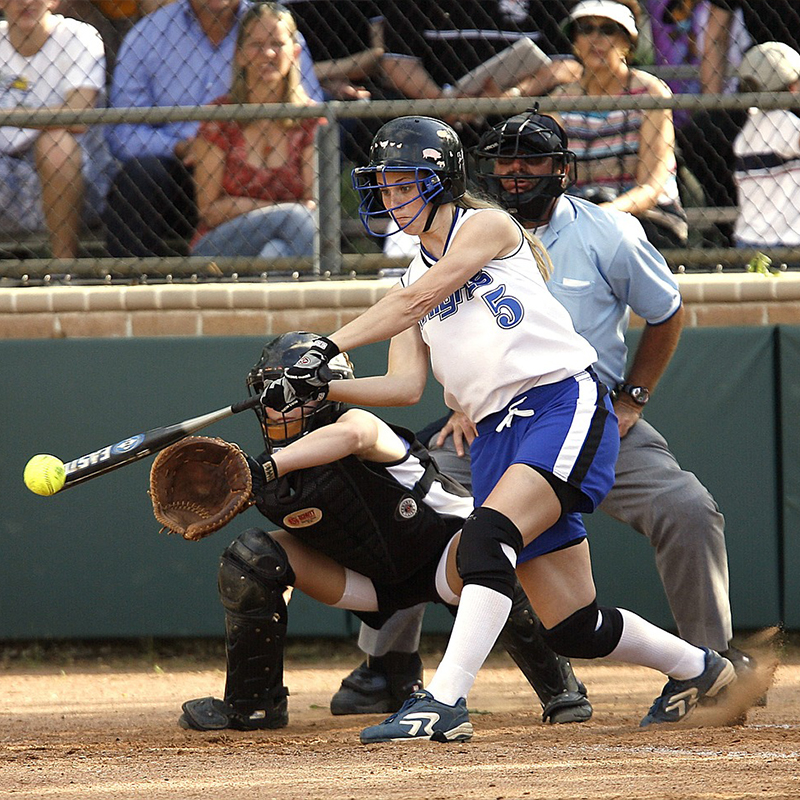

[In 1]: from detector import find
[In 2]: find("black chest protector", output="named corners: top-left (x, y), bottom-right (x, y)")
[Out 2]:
top-left (253, 425), bottom-right (467, 584)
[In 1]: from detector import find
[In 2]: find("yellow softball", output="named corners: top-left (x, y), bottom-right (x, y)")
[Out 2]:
top-left (23, 454), bottom-right (67, 496)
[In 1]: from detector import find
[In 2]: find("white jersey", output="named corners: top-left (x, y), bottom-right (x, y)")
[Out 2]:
top-left (0, 15), bottom-right (105, 155)
top-left (401, 207), bottom-right (597, 422)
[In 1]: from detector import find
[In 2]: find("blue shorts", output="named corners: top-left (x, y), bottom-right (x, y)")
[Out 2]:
top-left (469, 369), bottom-right (619, 562)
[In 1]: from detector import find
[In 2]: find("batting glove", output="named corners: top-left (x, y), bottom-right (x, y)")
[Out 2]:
top-left (284, 337), bottom-right (339, 396)
top-left (259, 377), bottom-right (328, 413)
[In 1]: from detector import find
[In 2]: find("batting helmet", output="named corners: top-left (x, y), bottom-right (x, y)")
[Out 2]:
top-left (352, 116), bottom-right (467, 236)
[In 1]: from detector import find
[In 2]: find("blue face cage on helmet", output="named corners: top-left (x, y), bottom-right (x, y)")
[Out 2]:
top-left (351, 116), bottom-right (467, 237)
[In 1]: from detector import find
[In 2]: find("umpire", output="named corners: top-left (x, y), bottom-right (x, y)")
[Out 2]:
top-left (331, 108), bottom-right (756, 715)
top-left (175, 332), bottom-right (591, 732)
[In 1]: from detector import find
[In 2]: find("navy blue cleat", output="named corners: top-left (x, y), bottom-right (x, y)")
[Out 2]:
top-left (640, 648), bottom-right (736, 727)
top-left (360, 690), bottom-right (473, 743)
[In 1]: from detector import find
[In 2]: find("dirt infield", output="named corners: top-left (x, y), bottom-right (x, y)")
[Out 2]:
top-left (1, 636), bottom-right (798, 800)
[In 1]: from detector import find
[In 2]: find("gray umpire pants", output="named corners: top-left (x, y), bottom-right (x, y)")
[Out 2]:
top-left (358, 417), bottom-right (732, 657)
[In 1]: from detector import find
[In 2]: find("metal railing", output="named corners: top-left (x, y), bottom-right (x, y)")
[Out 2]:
top-left (2, 91), bottom-right (799, 283)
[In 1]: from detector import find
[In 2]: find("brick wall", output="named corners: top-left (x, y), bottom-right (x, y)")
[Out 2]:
top-left (1, 273), bottom-right (799, 339)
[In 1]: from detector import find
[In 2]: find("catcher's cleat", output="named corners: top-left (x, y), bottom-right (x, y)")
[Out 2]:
top-left (496, 584), bottom-right (592, 725)
top-left (179, 693), bottom-right (289, 731)
top-left (640, 648), bottom-right (735, 727)
top-left (360, 690), bottom-right (473, 743)
top-left (542, 674), bottom-right (593, 724)
top-left (330, 653), bottom-right (424, 716)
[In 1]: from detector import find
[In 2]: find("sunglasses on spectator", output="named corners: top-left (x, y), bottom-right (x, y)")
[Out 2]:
top-left (574, 20), bottom-right (626, 37)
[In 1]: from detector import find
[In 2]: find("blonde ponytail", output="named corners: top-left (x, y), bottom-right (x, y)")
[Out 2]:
top-left (457, 192), bottom-right (552, 281)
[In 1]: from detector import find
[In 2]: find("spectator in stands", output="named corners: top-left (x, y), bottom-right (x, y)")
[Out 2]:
top-left (551, 0), bottom-right (688, 250)
top-left (0, 0), bottom-right (112, 258)
top-left (283, 0), bottom-right (391, 163)
top-left (678, 0), bottom-right (799, 246)
top-left (652, 0), bottom-right (751, 246)
top-left (190, 2), bottom-right (319, 260)
top-left (289, 1), bottom-right (580, 161)
top-left (700, 0), bottom-right (800, 95)
top-left (731, 42), bottom-right (800, 249)
top-left (103, 0), bottom-right (322, 257)
top-left (58, 0), bottom-right (173, 80)
top-left (375, 0), bottom-right (579, 147)
top-left (648, 0), bottom-right (750, 129)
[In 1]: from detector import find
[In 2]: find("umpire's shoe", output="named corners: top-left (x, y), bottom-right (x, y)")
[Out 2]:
top-left (179, 689), bottom-right (289, 731)
top-left (360, 690), bottom-right (473, 743)
top-left (722, 646), bottom-right (767, 706)
top-left (330, 652), bottom-right (424, 715)
top-left (640, 648), bottom-right (735, 727)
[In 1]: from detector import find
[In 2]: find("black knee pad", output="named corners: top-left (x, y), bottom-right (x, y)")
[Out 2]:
top-left (218, 528), bottom-right (296, 615)
top-left (541, 601), bottom-right (623, 659)
top-left (456, 507), bottom-right (523, 599)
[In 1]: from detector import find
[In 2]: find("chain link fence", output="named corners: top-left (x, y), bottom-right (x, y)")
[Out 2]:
top-left (2, 0), bottom-right (800, 284)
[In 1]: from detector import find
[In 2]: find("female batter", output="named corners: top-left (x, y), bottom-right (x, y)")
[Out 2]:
top-left (260, 115), bottom-right (738, 742)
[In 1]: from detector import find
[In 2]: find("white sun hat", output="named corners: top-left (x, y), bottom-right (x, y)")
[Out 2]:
top-left (567, 0), bottom-right (638, 43)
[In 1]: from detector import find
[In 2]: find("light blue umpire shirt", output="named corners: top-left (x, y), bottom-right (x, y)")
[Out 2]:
top-left (106, 0), bottom-right (322, 162)
top-left (539, 194), bottom-right (682, 391)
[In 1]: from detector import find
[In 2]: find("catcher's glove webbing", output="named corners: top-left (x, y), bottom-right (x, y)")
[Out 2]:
top-left (149, 436), bottom-right (253, 541)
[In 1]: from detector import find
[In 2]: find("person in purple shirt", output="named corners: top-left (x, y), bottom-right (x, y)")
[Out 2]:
top-left (103, 0), bottom-right (321, 257)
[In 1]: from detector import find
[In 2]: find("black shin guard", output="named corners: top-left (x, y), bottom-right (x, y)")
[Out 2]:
top-left (498, 581), bottom-right (592, 723)
top-left (456, 507), bottom-right (523, 599)
top-left (541, 600), bottom-right (624, 660)
top-left (218, 528), bottom-right (296, 724)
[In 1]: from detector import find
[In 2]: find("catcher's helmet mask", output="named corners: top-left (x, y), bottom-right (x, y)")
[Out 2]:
top-left (247, 331), bottom-right (354, 451)
top-left (474, 107), bottom-right (577, 227)
top-left (352, 115), bottom-right (467, 237)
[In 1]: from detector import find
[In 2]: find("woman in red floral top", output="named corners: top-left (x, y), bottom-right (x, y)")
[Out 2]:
top-left (191, 2), bottom-right (320, 259)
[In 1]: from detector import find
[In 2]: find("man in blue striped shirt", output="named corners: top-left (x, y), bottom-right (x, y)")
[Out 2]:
top-left (103, 0), bottom-right (321, 256)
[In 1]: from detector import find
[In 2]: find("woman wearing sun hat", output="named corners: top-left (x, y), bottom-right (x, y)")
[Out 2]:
top-left (550, 0), bottom-right (688, 249)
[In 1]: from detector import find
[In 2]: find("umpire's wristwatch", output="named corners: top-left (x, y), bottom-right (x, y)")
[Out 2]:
top-left (615, 383), bottom-right (650, 406)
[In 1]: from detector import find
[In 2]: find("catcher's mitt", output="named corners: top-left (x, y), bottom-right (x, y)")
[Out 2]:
top-left (149, 436), bottom-right (253, 541)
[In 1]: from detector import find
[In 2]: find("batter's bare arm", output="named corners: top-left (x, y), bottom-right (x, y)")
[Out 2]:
top-left (328, 211), bottom-right (519, 354)
top-left (327, 326), bottom-right (429, 408)
top-left (269, 409), bottom-right (407, 477)
top-left (262, 212), bottom-right (520, 412)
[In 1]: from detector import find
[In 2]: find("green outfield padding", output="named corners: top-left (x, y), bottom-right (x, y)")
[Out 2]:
top-left (779, 327), bottom-right (800, 629)
top-left (0, 329), bottom-right (786, 640)
top-left (0, 337), bottom-right (448, 640)
top-left (586, 326), bottom-right (780, 633)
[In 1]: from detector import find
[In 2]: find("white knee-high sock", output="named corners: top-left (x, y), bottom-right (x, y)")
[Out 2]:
top-left (425, 584), bottom-right (513, 705)
top-left (609, 608), bottom-right (706, 679)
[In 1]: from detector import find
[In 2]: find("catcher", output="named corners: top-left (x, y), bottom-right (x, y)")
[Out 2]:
top-left (150, 331), bottom-right (592, 731)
